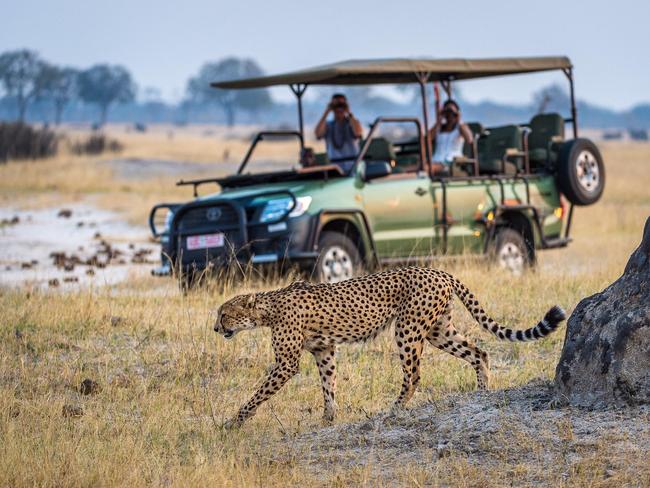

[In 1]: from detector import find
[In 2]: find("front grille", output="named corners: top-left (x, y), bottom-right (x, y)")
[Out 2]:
top-left (176, 204), bottom-right (239, 231)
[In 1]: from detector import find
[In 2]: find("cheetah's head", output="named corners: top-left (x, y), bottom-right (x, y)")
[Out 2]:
top-left (213, 293), bottom-right (263, 340)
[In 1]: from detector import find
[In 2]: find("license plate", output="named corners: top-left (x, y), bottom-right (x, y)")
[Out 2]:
top-left (186, 233), bottom-right (224, 250)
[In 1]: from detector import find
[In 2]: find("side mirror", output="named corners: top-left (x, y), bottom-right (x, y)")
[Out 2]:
top-left (363, 161), bottom-right (392, 181)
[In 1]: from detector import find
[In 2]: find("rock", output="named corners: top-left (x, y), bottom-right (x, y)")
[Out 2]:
top-left (57, 209), bottom-right (73, 218)
top-left (62, 404), bottom-right (84, 417)
top-left (554, 217), bottom-right (650, 407)
top-left (79, 378), bottom-right (101, 395)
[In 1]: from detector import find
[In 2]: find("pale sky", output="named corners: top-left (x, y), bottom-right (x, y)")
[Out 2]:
top-left (2, 0), bottom-right (649, 109)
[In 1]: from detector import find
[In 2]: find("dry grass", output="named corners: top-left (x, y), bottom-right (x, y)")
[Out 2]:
top-left (1, 129), bottom-right (649, 486)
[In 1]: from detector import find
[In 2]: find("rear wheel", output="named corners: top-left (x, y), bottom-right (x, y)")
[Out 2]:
top-left (489, 228), bottom-right (532, 275)
top-left (557, 138), bottom-right (605, 205)
top-left (314, 231), bottom-right (362, 283)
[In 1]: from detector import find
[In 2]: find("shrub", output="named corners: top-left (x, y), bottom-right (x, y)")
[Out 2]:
top-left (0, 122), bottom-right (59, 162)
top-left (71, 133), bottom-right (123, 155)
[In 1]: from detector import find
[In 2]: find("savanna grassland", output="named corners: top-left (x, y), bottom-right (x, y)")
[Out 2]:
top-left (1, 126), bottom-right (649, 487)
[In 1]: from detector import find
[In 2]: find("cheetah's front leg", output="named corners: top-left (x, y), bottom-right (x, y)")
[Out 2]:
top-left (225, 329), bottom-right (303, 429)
top-left (311, 347), bottom-right (337, 423)
top-left (225, 360), bottom-right (299, 429)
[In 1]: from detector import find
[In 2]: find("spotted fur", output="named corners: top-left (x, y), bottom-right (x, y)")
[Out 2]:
top-left (214, 266), bottom-right (566, 427)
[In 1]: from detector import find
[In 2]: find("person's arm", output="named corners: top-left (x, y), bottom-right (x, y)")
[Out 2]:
top-left (459, 122), bottom-right (473, 145)
top-left (348, 113), bottom-right (363, 138)
top-left (315, 105), bottom-right (331, 139)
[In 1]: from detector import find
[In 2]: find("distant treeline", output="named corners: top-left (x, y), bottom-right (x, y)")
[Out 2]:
top-left (1, 49), bottom-right (649, 130)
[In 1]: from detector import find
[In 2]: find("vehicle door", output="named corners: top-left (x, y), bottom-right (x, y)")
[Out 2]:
top-left (361, 167), bottom-right (435, 258)
top-left (430, 178), bottom-right (487, 254)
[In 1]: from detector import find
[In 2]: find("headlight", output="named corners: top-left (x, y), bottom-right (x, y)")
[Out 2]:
top-left (259, 196), bottom-right (312, 223)
top-left (289, 196), bottom-right (312, 217)
top-left (164, 209), bottom-right (175, 231)
top-left (161, 209), bottom-right (175, 242)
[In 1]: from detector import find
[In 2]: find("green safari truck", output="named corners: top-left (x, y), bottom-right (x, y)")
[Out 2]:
top-left (149, 56), bottom-right (605, 285)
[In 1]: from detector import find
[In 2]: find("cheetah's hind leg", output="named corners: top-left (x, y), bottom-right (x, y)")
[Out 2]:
top-left (426, 303), bottom-right (490, 390)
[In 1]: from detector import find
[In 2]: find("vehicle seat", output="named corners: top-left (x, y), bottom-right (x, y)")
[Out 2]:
top-left (527, 113), bottom-right (564, 170)
top-left (363, 137), bottom-right (397, 165)
top-left (477, 125), bottom-right (523, 175)
top-left (314, 152), bottom-right (330, 165)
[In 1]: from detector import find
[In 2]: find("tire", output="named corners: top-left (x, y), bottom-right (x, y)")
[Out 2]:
top-left (314, 231), bottom-right (362, 283)
top-left (557, 138), bottom-right (605, 205)
top-left (489, 228), bottom-right (532, 276)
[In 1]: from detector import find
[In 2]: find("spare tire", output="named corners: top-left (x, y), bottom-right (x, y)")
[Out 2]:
top-left (557, 138), bottom-right (605, 205)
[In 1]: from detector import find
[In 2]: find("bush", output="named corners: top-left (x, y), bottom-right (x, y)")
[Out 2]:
top-left (0, 122), bottom-right (59, 162)
top-left (71, 133), bottom-right (123, 155)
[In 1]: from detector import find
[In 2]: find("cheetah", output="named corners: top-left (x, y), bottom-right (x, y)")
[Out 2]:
top-left (213, 266), bottom-right (566, 428)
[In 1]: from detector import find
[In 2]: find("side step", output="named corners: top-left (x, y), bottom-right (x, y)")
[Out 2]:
top-left (543, 237), bottom-right (572, 249)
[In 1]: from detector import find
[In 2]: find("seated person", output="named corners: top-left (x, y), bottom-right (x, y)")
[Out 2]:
top-left (314, 94), bottom-right (363, 172)
top-left (428, 98), bottom-right (473, 175)
top-left (300, 147), bottom-right (316, 167)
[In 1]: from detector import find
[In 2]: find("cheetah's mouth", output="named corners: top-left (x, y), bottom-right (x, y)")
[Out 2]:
top-left (222, 329), bottom-right (235, 340)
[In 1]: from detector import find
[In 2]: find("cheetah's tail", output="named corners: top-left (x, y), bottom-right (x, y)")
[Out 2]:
top-left (448, 274), bottom-right (566, 342)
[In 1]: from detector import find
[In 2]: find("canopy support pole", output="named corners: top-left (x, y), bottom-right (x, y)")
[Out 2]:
top-left (290, 84), bottom-right (308, 148)
top-left (563, 68), bottom-right (578, 138)
top-left (416, 72), bottom-right (432, 175)
top-left (441, 80), bottom-right (452, 99)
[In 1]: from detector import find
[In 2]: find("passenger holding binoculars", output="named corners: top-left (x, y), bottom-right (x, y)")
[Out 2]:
top-left (315, 93), bottom-right (364, 172)
top-left (429, 84), bottom-right (473, 175)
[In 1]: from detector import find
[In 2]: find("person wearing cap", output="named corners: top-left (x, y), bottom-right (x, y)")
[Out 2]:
top-left (315, 93), bottom-right (363, 172)
top-left (429, 98), bottom-right (473, 174)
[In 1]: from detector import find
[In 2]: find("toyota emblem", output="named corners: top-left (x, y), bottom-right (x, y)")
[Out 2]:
top-left (206, 207), bottom-right (222, 221)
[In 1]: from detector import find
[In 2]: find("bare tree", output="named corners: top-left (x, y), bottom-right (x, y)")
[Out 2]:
top-left (0, 49), bottom-right (49, 121)
top-left (186, 57), bottom-right (271, 127)
top-left (78, 64), bottom-right (136, 125)
top-left (533, 84), bottom-right (570, 114)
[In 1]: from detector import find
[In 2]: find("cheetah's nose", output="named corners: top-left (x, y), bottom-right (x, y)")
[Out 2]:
top-left (213, 311), bottom-right (221, 332)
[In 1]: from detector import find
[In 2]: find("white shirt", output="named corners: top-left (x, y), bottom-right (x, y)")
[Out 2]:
top-left (432, 125), bottom-right (464, 164)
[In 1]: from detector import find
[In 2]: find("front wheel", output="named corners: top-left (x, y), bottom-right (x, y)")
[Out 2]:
top-left (489, 228), bottom-right (532, 276)
top-left (314, 231), bottom-right (362, 283)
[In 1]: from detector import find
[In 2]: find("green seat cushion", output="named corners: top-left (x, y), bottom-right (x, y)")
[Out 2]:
top-left (314, 152), bottom-right (330, 165)
top-left (478, 125), bottom-right (522, 174)
top-left (364, 137), bottom-right (396, 162)
top-left (528, 113), bottom-right (564, 150)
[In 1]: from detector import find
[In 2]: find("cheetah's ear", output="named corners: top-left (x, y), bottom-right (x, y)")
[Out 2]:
top-left (245, 294), bottom-right (256, 309)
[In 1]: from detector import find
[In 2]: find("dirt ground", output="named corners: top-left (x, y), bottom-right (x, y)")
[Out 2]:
top-left (0, 203), bottom-right (157, 289)
top-left (281, 382), bottom-right (650, 485)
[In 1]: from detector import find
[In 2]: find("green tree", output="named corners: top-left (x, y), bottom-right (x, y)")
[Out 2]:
top-left (186, 57), bottom-right (271, 127)
top-left (39, 66), bottom-right (79, 125)
top-left (0, 49), bottom-right (49, 121)
top-left (78, 64), bottom-right (136, 125)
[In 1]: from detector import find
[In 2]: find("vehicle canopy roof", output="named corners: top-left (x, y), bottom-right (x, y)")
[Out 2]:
top-left (212, 56), bottom-right (572, 88)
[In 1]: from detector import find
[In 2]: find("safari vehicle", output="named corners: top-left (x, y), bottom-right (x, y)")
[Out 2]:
top-left (149, 56), bottom-right (605, 284)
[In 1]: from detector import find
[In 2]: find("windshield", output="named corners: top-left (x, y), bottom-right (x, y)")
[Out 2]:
top-left (237, 131), bottom-right (304, 175)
